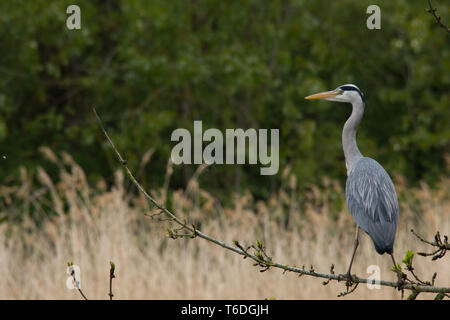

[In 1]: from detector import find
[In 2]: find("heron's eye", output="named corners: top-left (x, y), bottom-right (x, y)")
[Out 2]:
top-left (337, 89), bottom-right (344, 95)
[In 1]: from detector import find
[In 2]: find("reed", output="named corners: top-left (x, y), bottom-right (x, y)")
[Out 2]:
top-left (0, 148), bottom-right (448, 299)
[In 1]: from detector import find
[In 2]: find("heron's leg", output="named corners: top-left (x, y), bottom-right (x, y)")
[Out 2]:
top-left (389, 253), bottom-right (405, 288)
top-left (390, 253), bottom-right (398, 273)
top-left (345, 225), bottom-right (360, 276)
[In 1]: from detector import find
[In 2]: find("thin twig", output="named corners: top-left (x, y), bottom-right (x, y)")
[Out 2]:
top-left (93, 107), bottom-right (450, 297)
top-left (427, 0), bottom-right (450, 33)
top-left (411, 229), bottom-right (448, 260)
top-left (109, 261), bottom-right (116, 300)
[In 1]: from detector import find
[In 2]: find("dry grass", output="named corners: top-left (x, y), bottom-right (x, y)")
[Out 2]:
top-left (0, 148), bottom-right (448, 299)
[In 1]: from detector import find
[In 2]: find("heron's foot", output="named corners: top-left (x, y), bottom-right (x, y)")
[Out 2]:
top-left (395, 271), bottom-right (407, 290)
top-left (338, 272), bottom-right (354, 286)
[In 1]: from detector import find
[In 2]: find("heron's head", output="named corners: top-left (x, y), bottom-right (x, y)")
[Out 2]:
top-left (305, 84), bottom-right (365, 105)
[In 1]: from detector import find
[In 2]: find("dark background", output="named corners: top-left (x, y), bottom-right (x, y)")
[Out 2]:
top-left (0, 0), bottom-right (448, 205)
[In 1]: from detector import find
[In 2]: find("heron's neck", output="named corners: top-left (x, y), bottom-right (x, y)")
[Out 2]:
top-left (342, 99), bottom-right (364, 174)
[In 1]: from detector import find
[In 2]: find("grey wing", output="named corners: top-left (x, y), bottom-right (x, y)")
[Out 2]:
top-left (346, 157), bottom-right (399, 254)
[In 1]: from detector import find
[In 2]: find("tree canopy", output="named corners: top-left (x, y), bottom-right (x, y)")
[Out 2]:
top-left (0, 0), bottom-right (449, 202)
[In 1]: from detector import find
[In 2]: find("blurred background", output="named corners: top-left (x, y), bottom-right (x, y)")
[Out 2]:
top-left (0, 0), bottom-right (448, 299)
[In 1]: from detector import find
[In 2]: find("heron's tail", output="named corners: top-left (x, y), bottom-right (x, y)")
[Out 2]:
top-left (368, 220), bottom-right (396, 255)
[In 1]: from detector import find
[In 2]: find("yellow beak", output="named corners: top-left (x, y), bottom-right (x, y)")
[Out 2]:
top-left (304, 90), bottom-right (339, 100)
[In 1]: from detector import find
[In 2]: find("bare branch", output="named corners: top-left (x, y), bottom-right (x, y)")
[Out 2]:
top-left (93, 107), bottom-right (450, 298)
top-left (411, 229), bottom-right (448, 260)
top-left (427, 0), bottom-right (450, 33)
top-left (109, 261), bottom-right (115, 300)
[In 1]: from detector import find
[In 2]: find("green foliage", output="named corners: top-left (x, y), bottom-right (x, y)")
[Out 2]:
top-left (434, 293), bottom-right (445, 300)
top-left (392, 263), bottom-right (402, 273)
top-left (256, 239), bottom-right (263, 250)
top-left (407, 290), bottom-right (419, 300)
top-left (402, 250), bottom-right (415, 270)
top-left (110, 261), bottom-right (115, 273)
top-left (0, 0), bottom-right (448, 205)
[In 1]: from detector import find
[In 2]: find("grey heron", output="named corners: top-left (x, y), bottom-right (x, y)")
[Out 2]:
top-left (305, 84), bottom-right (401, 281)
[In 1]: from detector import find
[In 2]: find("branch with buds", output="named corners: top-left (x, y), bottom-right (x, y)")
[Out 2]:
top-left (109, 261), bottom-right (116, 300)
top-left (427, 0), bottom-right (450, 33)
top-left (411, 229), bottom-right (448, 260)
top-left (93, 107), bottom-right (450, 299)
